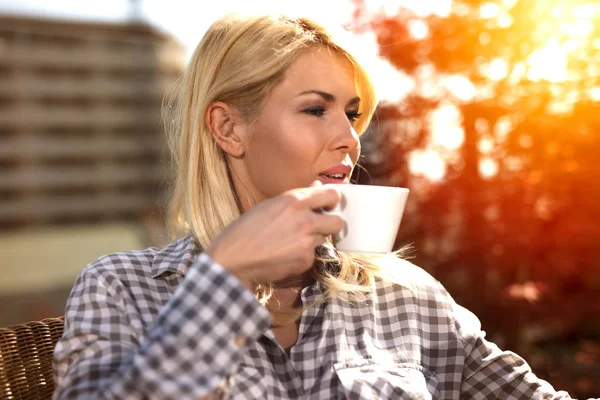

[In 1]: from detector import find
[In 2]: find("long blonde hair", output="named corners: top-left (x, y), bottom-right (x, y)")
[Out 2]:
top-left (164, 13), bottom-right (404, 322)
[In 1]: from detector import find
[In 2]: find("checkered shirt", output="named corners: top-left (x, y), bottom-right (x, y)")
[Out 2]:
top-left (53, 234), bottom-right (573, 399)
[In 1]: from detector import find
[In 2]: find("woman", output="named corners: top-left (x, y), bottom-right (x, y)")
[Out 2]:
top-left (53, 13), bottom-right (573, 399)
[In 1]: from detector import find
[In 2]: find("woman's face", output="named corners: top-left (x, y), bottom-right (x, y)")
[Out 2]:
top-left (234, 47), bottom-right (362, 207)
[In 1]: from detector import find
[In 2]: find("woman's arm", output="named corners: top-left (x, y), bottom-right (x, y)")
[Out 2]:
top-left (53, 253), bottom-right (271, 399)
top-left (452, 302), bottom-right (572, 399)
top-left (54, 183), bottom-right (343, 399)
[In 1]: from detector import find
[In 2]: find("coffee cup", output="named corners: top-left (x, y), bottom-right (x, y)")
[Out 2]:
top-left (323, 184), bottom-right (409, 254)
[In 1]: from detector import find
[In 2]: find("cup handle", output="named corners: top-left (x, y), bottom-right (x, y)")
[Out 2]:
top-left (319, 194), bottom-right (348, 242)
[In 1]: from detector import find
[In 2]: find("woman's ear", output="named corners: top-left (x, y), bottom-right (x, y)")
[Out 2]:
top-left (205, 101), bottom-right (248, 158)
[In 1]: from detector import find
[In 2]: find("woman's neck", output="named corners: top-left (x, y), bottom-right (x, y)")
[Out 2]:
top-left (272, 272), bottom-right (313, 289)
top-left (270, 272), bottom-right (313, 311)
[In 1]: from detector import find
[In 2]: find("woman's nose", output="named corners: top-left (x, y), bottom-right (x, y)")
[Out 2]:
top-left (333, 121), bottom-right (360, 154)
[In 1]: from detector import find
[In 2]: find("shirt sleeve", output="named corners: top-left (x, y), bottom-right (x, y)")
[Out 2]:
top-left (452, 302), bottom-right (572, 399)
top-left (52, 253), bottom-right (271, 400)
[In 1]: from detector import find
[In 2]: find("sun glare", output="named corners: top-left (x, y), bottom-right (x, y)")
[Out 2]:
top-left (479, 158), bottom-right (499, 178)
top-left (445, 75), bottom-right (476, 101)
top-left (398, 0), bottom-right (596, 182)
top-left (429, 104), bottom-right (465, 150)
top-left (478, 138), bottom-right (494, 154)
top-left (409, 150), bottom-right (447, 181)
top-left (527, 39), bottom-right (568, 82)
top-left (560, 20), bottom-right (594, 38)
top-left (496, 14), bottom-right (513, 28)
top-left (480, 3), bottom-right (501, 19)
top-left (408, 19), bottom-right (429, 40)
top-left (361, 0), bottom-right (453, 18)
top-left (484, 58), bottom-right (509, 81)
top-left (523, 0), bottom-right (597, 83)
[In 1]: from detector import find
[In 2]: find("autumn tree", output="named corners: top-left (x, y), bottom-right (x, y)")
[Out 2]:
top-left (351, 0), bottom-right (600, 395)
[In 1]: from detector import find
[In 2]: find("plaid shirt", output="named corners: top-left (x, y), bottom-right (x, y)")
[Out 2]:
top-left (53, 234), bottom-right (572, 399)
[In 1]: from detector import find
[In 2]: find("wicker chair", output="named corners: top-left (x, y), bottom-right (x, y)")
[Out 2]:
top-left (0, 317), bottom-right (64, 400)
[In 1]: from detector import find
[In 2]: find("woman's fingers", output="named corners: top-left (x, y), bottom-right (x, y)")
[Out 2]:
top-left (311, 212), bottom-right (343, 237)
top-left (312, 234), bottom-right (328, 248)
top-left (208, 182), bottom-right (346, 285)
top-left (302, 185), bottom-right (342, 211)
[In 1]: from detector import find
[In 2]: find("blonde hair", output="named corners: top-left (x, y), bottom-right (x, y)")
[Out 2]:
top-left (164, 13), bottom-right (404, 323)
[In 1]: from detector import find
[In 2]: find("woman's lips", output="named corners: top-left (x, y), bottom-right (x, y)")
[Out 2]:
top-left (318, 163), bottom-right (352, 185)
top-left (318, 175), bottom-right (349, 184)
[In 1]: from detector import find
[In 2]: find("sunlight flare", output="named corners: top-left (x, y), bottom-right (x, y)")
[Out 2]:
top-left (479, 158), bottom-right (499, 178)
top-left (527, 39), bottom-right (568, 82)
top-left (429, 103), bottom-right (465, 150)
top-left (483, 58), bottom-right (509, 81)
top-left (409, 150), bottom-right (447, 181)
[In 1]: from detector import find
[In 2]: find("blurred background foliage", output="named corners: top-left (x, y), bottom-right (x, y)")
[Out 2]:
top-left (351, 0), bottom-right (600, 396)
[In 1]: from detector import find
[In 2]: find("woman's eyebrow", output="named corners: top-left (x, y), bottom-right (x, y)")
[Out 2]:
top-left (347, 97), bottom-right (361, 107)
top-left (297, 90), bottom-right (361, 106)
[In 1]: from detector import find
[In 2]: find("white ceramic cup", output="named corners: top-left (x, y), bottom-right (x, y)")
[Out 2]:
top-left (322, 184), bottom-right (409, 254)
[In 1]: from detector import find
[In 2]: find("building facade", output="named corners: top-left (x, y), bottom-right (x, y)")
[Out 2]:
top-left (0, 15), bottom-right (186, 325)
top-left (0, 15), bottom-right (185, 229)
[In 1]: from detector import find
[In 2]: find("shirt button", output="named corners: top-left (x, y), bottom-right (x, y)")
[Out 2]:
top-left (234, 335), bottom-right (246, 348)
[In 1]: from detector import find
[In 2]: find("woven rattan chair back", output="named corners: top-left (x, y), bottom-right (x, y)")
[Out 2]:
top-left (0, 317), bottom-right (64, 400)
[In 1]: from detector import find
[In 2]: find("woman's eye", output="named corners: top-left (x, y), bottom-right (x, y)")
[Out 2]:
top-left (346, 111), bottom-right (362, 123)
top-left (303, 106), bottom-right (325, 117)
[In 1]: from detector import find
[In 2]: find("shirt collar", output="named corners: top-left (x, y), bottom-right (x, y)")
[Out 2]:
top-left (150, 233), bottom-right (200, 278)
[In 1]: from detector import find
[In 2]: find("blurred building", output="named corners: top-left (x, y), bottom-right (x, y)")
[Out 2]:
top-left (0, 15), bottom-right (185, 228)
top-left (0, 15), bottom-right (186, 325)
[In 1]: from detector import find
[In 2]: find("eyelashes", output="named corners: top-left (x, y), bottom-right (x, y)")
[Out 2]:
top-left (303, 106), bottom-right (326, 117)
top-left (345, 111), bottom-right (362, 123)
top-left (302, 107), bottom-right (362, 123)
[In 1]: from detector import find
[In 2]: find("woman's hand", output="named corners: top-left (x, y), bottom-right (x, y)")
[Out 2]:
top-left (205, 181), bottom-right (342, 289)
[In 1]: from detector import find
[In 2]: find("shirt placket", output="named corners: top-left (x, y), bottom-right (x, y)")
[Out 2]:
top-left (288, 284), bottom-right (325, 399)
top-left (268, 284), bottom-right (322, 399)
top-left (262, 329), bottom-right (305, 398)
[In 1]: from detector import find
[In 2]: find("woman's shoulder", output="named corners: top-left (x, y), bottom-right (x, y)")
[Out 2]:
top-left (374, 256), bottom-right (444, 289)
top-left (78, 234), bottom-right (198, 282)
top-left (372, 256), bottom-right (454, 308)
